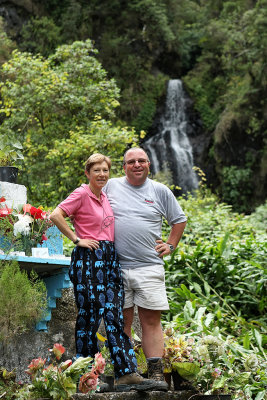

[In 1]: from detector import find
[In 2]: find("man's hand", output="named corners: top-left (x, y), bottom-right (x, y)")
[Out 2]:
top-left (155, 239), bottom-right (173, 258)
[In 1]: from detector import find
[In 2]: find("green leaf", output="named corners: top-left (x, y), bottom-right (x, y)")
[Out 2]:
top-left (212, 375), bottom-right (228, 390)
top-left (172, 362), bottom-right (200, 380)
top-left (253, 329), bottom-right (262, 348)
top-left (193, 282), bottom-right (202, 294)
top-left (255, 391), bottom-right (267, 400)
top-left (243, 332), bottom-right (250, 350)
top-left (204, 281), bottom-right (210, 296)
top-left (204, 313), bottom-right (214, 327)
top-left (233, 372), bottom-right (250, 386)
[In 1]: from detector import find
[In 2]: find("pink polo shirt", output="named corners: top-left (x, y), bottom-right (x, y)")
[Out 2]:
top-left (58, 184), bottom-right (114, 241)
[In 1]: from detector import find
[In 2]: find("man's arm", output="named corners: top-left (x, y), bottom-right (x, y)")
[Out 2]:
top-left (155, 221), bottom-right (187, 258)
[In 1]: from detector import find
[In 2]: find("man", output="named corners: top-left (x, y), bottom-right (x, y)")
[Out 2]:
top-left (104, 147), bottom-right (187, 384)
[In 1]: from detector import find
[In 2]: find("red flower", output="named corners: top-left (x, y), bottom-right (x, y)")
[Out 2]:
top-left (0, 207), bottom-right (13, 217)
top-left (50, 343), bottom-right (65, 360)
top-left (79, 367), bottom-right (99, 393)
top-left (41, 234), bottom-right (48, 242)
top-left (30, 206), bottom-right (43, 219)
top-left (0, 197), bottom-right (6, 202)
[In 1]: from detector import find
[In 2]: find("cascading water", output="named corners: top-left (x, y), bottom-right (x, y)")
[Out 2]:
top-left (143, 79), bottom-right (198, 193)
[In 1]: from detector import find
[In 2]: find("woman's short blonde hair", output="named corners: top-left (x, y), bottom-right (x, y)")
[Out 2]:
top-left (85, 153), bottom-right (111, 173)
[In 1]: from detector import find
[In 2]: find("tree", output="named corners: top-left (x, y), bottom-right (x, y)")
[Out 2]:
top-left (0, 39), bottom-right (138, 205)
top-left (20, 16), bottom-right (61, 57)
top-left (0, 17), bottom-right (16, 66)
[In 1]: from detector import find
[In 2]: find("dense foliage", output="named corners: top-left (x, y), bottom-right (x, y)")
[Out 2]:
top-left (160, 187), bottom-right (267, 398)
top-left (0, 40), bottom-right (138, 205)
top-left (162, 186), bottom-right (266, 353)
top-left (0, 0), bottom-right (266, 210)
top-left (165, 195), bottom-right (266, 322)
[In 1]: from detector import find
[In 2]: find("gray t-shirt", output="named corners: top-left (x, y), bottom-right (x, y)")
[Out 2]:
top-left (104, 177), bottom-right (187, 269)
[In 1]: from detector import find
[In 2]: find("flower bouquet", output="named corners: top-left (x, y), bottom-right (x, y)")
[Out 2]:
top-left (0, 197), bottom-right (53, 255)
top-left (16, 343), bottom-right (106, 399)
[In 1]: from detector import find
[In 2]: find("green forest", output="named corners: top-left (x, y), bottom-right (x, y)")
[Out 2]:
top-left (0, 2), bottom-right (266, 399)
top-left (0, 0), bottom-right (266, 212)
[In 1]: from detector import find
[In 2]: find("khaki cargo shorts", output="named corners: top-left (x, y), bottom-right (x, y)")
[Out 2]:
top-left (121, 265), bottom-right (169, 311)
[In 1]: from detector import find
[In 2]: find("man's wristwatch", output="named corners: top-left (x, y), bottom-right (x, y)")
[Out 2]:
top-left (167, 243), bottom-right (175, 253)
top-left (73, 237), bottom-right (80, 245)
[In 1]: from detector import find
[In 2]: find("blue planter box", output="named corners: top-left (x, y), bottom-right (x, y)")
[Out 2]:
top-left (0, 226), bottom-right (63, 256)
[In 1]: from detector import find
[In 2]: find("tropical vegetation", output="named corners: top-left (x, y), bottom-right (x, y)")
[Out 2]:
top-left (0, 0), bottom-right (266, 211)
top-left (0, 1), bottom-right (266, 398)
top-left (160, 184), bottom-right (267, 399)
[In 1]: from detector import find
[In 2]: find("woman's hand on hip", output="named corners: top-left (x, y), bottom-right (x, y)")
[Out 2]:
top-left (77, 239), bottom-right (99, 250)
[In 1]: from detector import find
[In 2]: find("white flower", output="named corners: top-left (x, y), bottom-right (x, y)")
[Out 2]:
top-left (13, 214), bottom-right (34, 236)
top-left (244, 354), bottom-right (259, 370)
top-left (197, 345), bottom-right (209, 356)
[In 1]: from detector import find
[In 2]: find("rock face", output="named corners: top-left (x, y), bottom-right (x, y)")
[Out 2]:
top-left (0, 0), bottom-right (43, 28)
top-left (0, 287), bottom-right (143, 383)
top-left (0, 181), bottom-right (27, 208)
top-left (0, 288), bottom-right (76, 382)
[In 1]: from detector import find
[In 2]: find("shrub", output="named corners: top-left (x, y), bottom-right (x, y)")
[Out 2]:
top-left (163, 186), bottom-right (267, 331)
top-left (0, 261), bottom-right (47, 340)
top-left (220, 165), bottom-right (253, 212)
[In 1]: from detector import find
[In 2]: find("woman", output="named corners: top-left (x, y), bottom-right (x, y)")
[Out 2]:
top-left (50, 153), bottom-right (157, 391)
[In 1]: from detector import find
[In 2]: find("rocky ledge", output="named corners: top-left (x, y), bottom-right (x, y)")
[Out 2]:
top-left (72, 390), bottom-right (199, 400)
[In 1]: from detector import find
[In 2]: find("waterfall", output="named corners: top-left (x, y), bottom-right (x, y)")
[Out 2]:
top-left (143, 79), bottom-right (198, 193)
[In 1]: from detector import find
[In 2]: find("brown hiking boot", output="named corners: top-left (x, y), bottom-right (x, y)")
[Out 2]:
top-left (147, 358), bottom-right (167, 382)
top-left (115, 372), bottom-right (168, 392)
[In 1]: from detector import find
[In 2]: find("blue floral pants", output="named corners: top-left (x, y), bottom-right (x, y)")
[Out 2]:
top-left (69, 241), bottom-right (137, 378)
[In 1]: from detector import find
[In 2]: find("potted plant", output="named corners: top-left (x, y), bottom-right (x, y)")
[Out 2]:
top-left (0, 198), bottom-right (53, 256)
top-left (163, 328), bottom-right (200, 390)
top-left (15, 343), bottom-right (106, 399)
top-left (0, 134), bottom-right (23, 183)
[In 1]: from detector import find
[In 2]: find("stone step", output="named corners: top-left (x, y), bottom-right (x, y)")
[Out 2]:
top-left (72, 391), bottom-right (197, 400)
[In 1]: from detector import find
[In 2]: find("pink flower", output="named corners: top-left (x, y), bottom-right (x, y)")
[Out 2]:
top-left (50, 343), bottom-right (65, 360)
top-left (94, 352), bottom-right (106, 374)
top-left (212, 368), bottom-right (221, 379)
top-left (60, 359), bottom-right (73, 371)
top-left (23, 204), bottom-right (32, 213)
top-left (79, 368), bottom-right (99, 393)
top-left (25, 357), bottom-right (46, 378)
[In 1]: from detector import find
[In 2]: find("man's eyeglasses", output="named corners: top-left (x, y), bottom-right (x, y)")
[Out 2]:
top-left (124, 159), bottom-right (149, 166)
